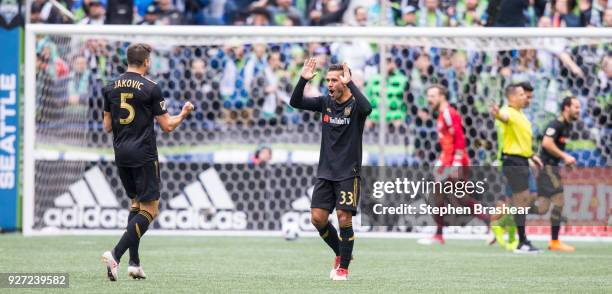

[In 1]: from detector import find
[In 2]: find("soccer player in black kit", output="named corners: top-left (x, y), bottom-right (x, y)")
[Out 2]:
top-left (533, 96), bottom-right (580, 252)
top-left (100, 43), bottom-right (194, 281)
top-left (290, 59), bottom-right (372, 281)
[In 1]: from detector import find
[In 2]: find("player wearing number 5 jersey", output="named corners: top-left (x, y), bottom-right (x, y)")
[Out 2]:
top-left (100, 43), bottom-right (194, 281)
top-left (290, 60), bottom-right (372, 281)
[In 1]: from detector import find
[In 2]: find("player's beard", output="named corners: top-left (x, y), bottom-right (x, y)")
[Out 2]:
top-left (430, 102), bottom-right (440, 113)
top-left (330, 88), bottom-right (343, 101)
top-left (143, 59), bottom-right (151, 75)
top-left (570, 111), bottom-right (579, 122)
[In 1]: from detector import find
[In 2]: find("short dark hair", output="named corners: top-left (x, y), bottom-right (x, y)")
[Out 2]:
top-left (328, 63), bottom-right (351, 75)
top-left (354, 5), bottom-right (365, 15)
top-left (560, 96), bottom-right (577, 111)
top-left (250, 7), bottom-right (270, 20)
top-left (505, 83), bottom-right (522, 98)
top-left (518, 81), bottom-right (533, 92)
top-left (426, 84), bottom-right (447, 99)
top-left (127, 43), bottom-right (152, 67)
top-left (255, 145), bottom-right (272, 159)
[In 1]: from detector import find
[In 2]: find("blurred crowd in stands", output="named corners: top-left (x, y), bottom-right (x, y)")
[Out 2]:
top-left (31, 0), bottom-right (612, 27)
top-left (32, 0), bottom-right (611, 164)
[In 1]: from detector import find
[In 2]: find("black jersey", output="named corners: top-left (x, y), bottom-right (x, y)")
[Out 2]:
top-left (103, 72), bottom-right (167, 167)
top-left (540, 117), bottom-right (571, 166)
top-left (290, 78), bottom-right (372, 181)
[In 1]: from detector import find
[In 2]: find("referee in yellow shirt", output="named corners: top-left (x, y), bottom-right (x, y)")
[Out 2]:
top-left (491, 84), bottom-right (543, 254)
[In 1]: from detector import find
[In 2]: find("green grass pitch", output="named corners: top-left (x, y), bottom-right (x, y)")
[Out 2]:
top-left (1, 235), bottom-right (611, 293)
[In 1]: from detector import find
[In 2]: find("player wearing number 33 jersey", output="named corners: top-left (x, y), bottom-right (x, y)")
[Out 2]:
top-left (290, 60), bottom-right (372, 281)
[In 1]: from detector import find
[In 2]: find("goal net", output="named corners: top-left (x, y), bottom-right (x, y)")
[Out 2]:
top-left (23, 25), bottom-right (612, 237)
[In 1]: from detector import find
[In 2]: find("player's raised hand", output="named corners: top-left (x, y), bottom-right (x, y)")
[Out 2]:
top-left (339, 62), bottom-right (351, 84)
top-left (300, 58), bottom-right (317, 80)
top-left (182, 101), bottom-right (195, 116)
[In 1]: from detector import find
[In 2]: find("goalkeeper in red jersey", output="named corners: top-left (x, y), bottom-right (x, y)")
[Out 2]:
top-left (417, 84), bottom-right (488, 245)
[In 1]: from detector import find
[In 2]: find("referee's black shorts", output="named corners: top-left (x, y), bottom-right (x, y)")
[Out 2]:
top-left (117, 161), bottom-right (161, 202)
top-left (502, 154), bottom-right (530, 194)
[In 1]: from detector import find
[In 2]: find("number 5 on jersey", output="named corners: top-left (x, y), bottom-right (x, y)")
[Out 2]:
top-left (120, 92), bottom-right (135, 124)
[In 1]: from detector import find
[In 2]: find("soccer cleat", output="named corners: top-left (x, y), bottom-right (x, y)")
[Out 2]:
top-left (548, 240), bottom-right (575, 252)
top-left (506, 225), bottom-right (517, 244)
top-left (128, 265), bottom-right (147, 279)
top-left (329, 256), bottom-right (341, 279)
top-left (489, 225), bottom-right (506, 247)
top-left (417, 234), bottom-right (445, 245)
top-left (513, 240), bottom-right (541, 254)
top-left (506, 239), bottom-right (519, 251)
top-left (101, 251), bottom-right (119, 281)
top-left (486, 234), bottom-right (497, 246)
top-left (332, 268), bottom-right (348, 281)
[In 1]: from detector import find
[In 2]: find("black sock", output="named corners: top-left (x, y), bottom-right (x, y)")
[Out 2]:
top-left (316, 222), bottom-right (340, 256)
top-left (128, 208), bottom-right (140, 266)
top-left (128, 207), bottom-right (139, 221)
top-left (514, 214), bottom-right (527, 243)
top-left (113, 210), bottom-right (153, 262)
top-left (339, 224), bottom-right (354, 269)
top-left (550, 205), bottom-right (562, 241)
top-left (551, 226), bottom-right (560, 241)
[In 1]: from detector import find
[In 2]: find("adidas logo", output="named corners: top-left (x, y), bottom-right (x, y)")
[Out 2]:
top-left (281, 185), bottom-right (315, 232)
top-left (43, 166), bottom-right (127, 229)
top-left (43, 166), bottom-right (247, 230)
top-left (158, 168), bottom-right (247, 230)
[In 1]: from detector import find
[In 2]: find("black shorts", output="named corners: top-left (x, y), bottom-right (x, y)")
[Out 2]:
top-left (502, 154), bottom-right (530, 194)
top-left (537, 165), bottom-right (563, 198)
top-left (311, 177), bottom-right (360, 216)
top-left (117, 161), bottom-right (161, 202)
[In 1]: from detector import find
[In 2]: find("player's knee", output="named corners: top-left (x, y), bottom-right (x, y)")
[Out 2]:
top-left (336, 210), bottom-right (352, 227)
top-left (140, 201), bottom-right (159, 219)
top-left (130, 199), bottom-right (140, 210)
top-left (512, 190), bottom-right (530, 207)
top-left (148, 206), bottom-right (159, 219)
top-left (535, 199), bottom-right (549, 215)
top-left (536, 203), bottom-right (548, 215)
top-left (552, 194), bottom-right (564, 207)
top-left (310, 213), bottom-right (327, 229)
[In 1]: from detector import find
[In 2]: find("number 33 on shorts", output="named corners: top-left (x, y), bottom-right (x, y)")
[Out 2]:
top-left (338, 177), bottom-right (359, 208)
top-left (339, 191), bottom-right (356, 206)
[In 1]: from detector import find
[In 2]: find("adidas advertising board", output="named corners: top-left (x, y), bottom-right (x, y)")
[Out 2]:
top-left (158, 167), bottom-right (247, 230)
top-left (35, 161), bottom-right (320, 231)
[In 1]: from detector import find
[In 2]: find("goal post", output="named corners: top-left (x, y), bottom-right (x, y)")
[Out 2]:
top-left (23, 24), bottom-right (612, 237)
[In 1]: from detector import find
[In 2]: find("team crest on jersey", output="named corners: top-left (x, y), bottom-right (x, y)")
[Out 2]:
top-left (546, 127), bottom-right (556, 136)
top-left (326, 107), bottom-right (332, 113)
top-left (344, 106), bottom-right (352, 116)
top-left (160, 100), bottom-right (167, 111)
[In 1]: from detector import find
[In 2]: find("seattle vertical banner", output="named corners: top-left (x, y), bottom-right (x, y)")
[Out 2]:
top-left (0, 0), bottom-right (23, 231)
